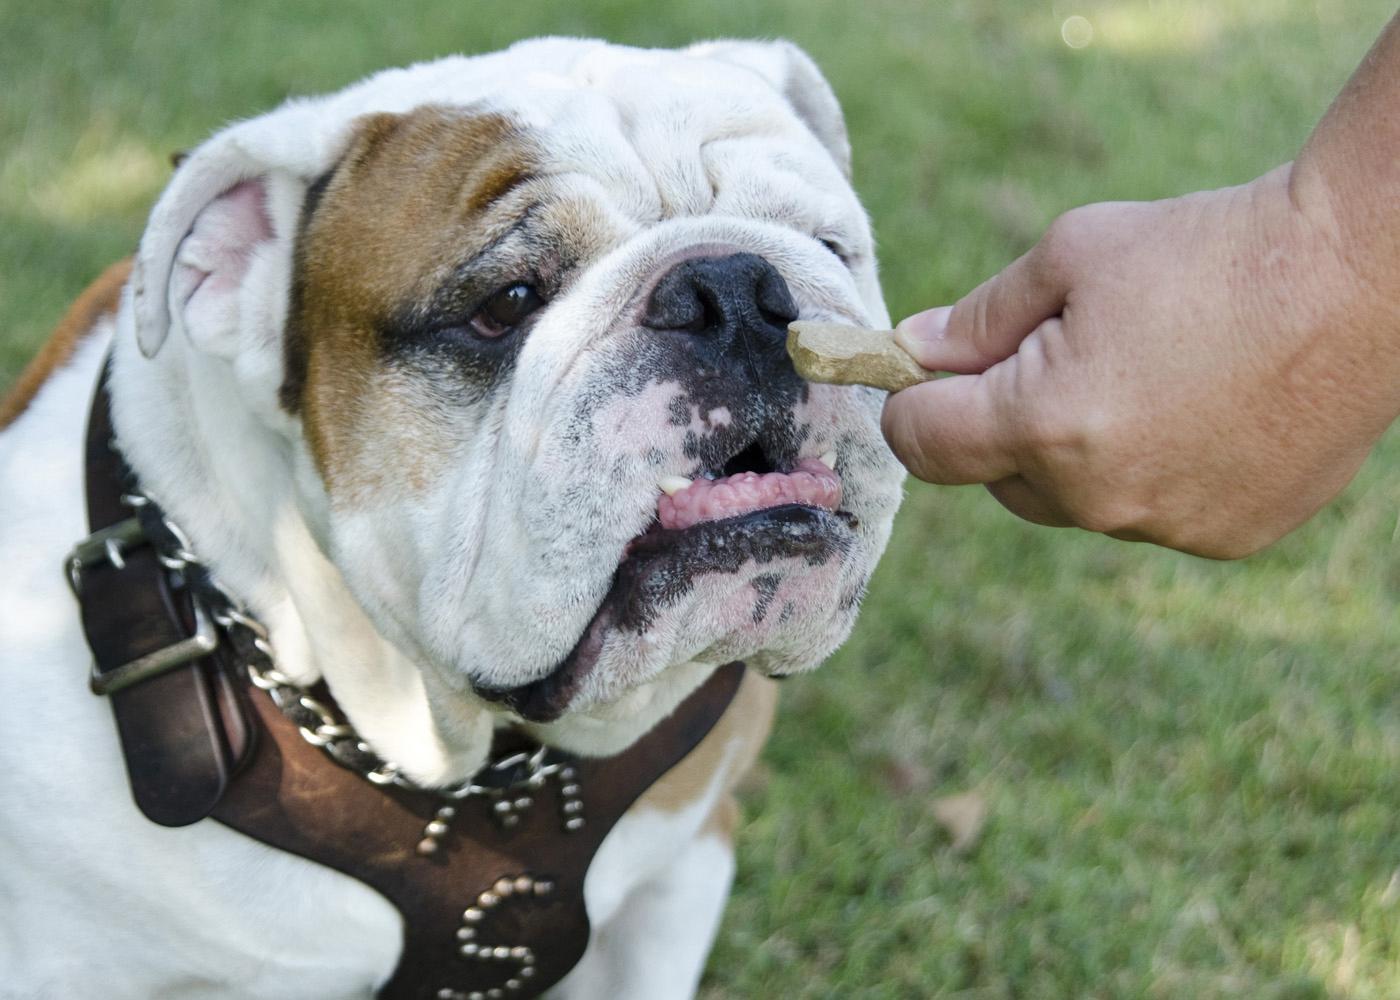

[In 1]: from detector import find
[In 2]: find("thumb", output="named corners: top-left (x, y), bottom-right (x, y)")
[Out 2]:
top-left (880, 366), bottom-right (1021, 485)
top-left (895, 237), bottom-right (1071, 374)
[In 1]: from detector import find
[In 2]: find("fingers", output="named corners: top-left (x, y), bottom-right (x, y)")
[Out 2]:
top-left (895, 224), bottom-right (1075, 375)
top-left (880, 370), bottom-right (1021, 484)
top-left (882, 381), bottom-right (1078, 527)
top-left (985, 476), bottom-right (1074, 527)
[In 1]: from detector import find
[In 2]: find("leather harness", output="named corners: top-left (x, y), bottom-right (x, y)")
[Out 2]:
top-left (67, 366), bottom-right (744, 999)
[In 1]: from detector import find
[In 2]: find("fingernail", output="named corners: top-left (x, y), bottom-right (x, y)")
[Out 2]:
top-left (895, 306), bottom-right (952, 358)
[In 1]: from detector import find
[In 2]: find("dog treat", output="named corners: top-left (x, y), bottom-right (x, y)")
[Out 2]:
top-left (786, 321), bottom-right (937, 393)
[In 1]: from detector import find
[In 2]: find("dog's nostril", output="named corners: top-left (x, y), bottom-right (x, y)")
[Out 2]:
top-left (693, 286), bottom-right (727, 333)
top-left (756, 270), bottom-right (799, 327)
top-left (643, 280), bottom-right (704, 333)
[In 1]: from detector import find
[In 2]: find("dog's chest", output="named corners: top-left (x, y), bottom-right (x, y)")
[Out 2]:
top-left (0, 337), bottom-right (743, 999)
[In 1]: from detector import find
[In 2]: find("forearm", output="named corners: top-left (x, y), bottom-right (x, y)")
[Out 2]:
top-left (1288, 12), bottom-right (1400, 323)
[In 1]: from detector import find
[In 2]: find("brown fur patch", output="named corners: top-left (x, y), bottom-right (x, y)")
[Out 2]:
top-left (283, 107), bottom-right (540, 499)
top-left (1, 259), bottom-right (131, 431)
top-left (636, 670), bottom-right (779, 843)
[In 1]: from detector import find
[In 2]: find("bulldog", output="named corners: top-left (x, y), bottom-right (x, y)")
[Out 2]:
top-left (0, 37), bottom-right (903, 999)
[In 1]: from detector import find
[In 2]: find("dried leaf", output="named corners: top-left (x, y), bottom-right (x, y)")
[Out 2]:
top-left (932, 790), bottom-right (989, 854)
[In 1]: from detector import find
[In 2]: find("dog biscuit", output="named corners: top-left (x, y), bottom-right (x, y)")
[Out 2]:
top-left (786, 321), bottom-right (936, 393)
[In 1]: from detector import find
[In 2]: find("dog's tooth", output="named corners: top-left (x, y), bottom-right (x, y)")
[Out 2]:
top-left (658, 475), bottom-right (692, 496)
top-left (819, 451), bottom-right (837, 470)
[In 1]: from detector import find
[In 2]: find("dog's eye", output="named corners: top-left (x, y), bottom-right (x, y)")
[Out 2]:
top-left (818, 237), bottom-right (851, 267)
top-left (470, 283), bottom-right (545, 338)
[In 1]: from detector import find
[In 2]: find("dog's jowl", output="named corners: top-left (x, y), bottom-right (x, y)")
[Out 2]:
top-left (0, 38), bottom-right (903, 1000)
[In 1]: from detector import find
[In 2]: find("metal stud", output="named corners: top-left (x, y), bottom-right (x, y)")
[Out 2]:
top-left (418, 803), bottom-right (460, 855)
top-left (454, 873), bottom-right (549, 990)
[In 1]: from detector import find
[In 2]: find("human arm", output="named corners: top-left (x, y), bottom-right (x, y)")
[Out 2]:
top-left (881, 13), bottom-right (1400, 558)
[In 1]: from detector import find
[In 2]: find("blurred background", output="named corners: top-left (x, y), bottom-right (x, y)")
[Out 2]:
top-left (3, 1), bottom-right (1398, 996)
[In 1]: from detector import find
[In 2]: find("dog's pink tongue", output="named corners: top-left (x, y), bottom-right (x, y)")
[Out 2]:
top-left (657, 459), bottom-right (841, 531)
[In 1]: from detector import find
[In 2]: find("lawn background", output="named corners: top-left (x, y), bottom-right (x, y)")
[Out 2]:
top-left (3, 2), bottom-right (1399, 997)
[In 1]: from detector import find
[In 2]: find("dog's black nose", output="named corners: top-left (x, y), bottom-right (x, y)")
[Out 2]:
top-left (641, 253), bottom-right (799, 382)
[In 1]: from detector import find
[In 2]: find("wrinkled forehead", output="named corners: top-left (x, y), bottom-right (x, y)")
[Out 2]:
top-left (320, 40), bottom-right (846, 214)
top-left (501, 45), bottom-right (815, 153)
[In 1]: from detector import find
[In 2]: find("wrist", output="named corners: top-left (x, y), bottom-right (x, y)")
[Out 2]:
top-left (1240, 162), bottom-right (1400, 427)
top-left (1247, 163), bottom-right (1400, 336)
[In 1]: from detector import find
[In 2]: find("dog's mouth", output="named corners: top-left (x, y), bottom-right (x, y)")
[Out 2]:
top-left (656, 442), bottom-right (841, 530)
top-left (475, 443), bottom-right (855, 722)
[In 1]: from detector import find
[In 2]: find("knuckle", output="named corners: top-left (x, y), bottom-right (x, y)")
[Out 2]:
top-left (1013, 400), bottom-right (1148, 536)
top-left (1017, 395), bottom-right (1088, 458)
top-left (1036, 209), bottom-right (1089, 270)
top-left (1066, 479), bottom-right (1154, 536)
top-left (1034, 202), bottom-right (1125, 280)
top-left (967, 286), bottom-right (997, 354)
top-left (1072, 499), bottom-right (1139, 536)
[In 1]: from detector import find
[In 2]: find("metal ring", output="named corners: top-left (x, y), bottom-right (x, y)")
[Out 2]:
top-left (224, 606), bottom-right (272, 640)
top-left (298, 726), bottom-right (331, 748)
top-left (247, 667), bottom-right (279, 691)
top-left (158, 516), bottom-right (198, 558)
top-left (297, 694), bottom-right (337, 721)
top-left (491, 751), bottom-right (531, 771)
top-left (367, 765), bottom-right (400, 785)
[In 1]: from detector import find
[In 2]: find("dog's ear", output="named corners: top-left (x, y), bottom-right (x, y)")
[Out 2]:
top-left (131, 122), bottom-right (312, 359)
top-left (688, 39), bottom-right (852, 179)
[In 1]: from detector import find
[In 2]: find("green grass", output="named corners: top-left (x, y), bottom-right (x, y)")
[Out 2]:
top-left (5, 2), bottom-right (1399, 996)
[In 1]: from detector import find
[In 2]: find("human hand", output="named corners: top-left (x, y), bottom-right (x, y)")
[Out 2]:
top-left (881, 165), bottom-right (1400, 558)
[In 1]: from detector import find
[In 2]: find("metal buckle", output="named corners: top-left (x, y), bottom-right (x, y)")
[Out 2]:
top-left (89, 589), bottom-right (219, 697)
top-left (66, 516), bottom-right (148, 595)
top-left (66, 516), bottom-right (221, 696)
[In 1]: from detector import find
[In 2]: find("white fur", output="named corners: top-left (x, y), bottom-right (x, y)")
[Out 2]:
top-left (1, 39), bottom-right (904, 998)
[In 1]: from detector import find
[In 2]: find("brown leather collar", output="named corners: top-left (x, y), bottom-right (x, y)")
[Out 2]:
top-left (69, 364), bottom-right (744, 998)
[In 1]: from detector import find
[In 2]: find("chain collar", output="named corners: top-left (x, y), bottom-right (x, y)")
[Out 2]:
top-left (111, 488), bottom-right (585, 851)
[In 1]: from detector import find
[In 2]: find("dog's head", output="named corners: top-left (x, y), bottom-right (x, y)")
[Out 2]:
top-left (127, 39), bottom-right (903, 751)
